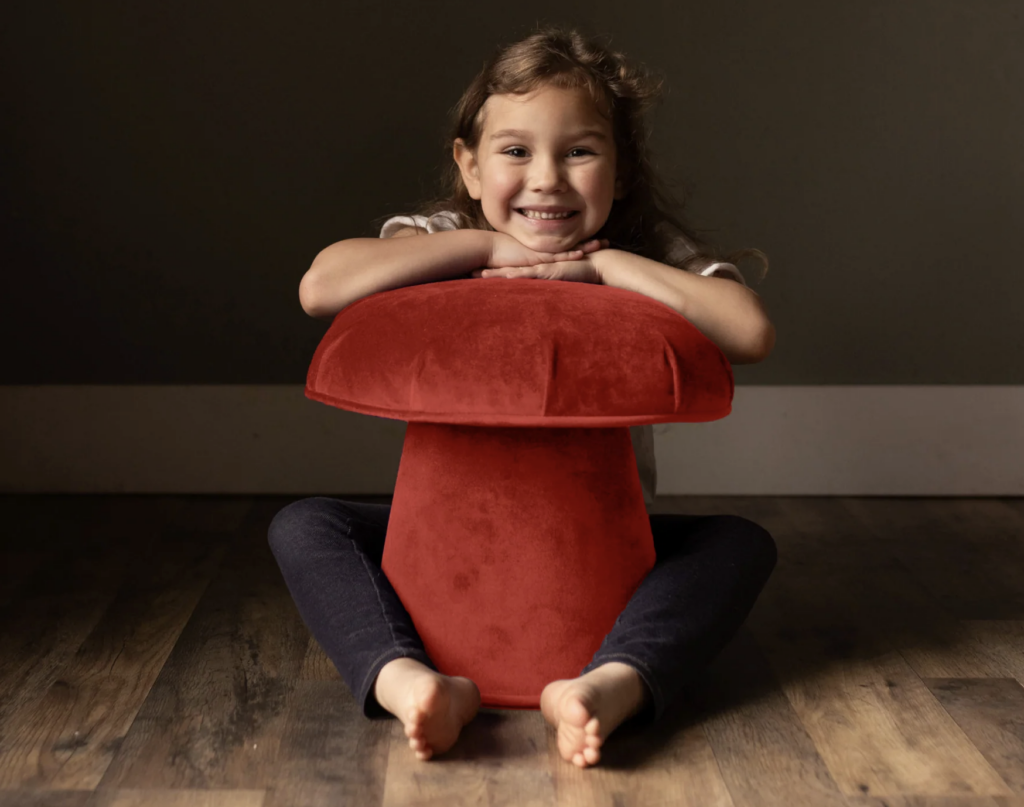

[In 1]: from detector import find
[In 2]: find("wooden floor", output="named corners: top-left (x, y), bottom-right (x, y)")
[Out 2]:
top-left (1, 495), bottom-right (1023, 806)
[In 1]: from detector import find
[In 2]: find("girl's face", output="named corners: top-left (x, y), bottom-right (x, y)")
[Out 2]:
top-left (454, 83), bottom-right (625, 252)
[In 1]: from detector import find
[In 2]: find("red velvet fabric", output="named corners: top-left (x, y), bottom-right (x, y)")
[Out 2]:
top-left (305, 278), bottom-right (734, 707)
top-left (306, 278), bottom-right (734, 426)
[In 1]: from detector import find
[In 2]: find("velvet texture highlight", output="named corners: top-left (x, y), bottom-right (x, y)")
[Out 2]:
top-left (305, 277), bottom-right (735, 707)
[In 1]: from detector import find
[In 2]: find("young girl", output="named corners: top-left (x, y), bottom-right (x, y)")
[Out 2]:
top-left (270, 25), bottom-right (777, 769)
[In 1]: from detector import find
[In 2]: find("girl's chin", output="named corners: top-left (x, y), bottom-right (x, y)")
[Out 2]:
top-left (495, 221), bottom-right (589, 251)
top-left (515, 230), bottom-right (577, 249)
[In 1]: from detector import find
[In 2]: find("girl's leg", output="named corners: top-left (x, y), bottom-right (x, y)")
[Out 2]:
top-left (581, 513), bottom-right (778, 724)
top-left (267, 496), bottom-right (438, 718)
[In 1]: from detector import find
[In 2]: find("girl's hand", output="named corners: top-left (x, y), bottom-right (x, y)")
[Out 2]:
top-left (471, 256), bottom-right (603, 284)
top-left (486, 231), bottom-right (609, 269)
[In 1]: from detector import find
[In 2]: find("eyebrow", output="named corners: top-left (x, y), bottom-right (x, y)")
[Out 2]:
top-left (488, 128), bottom-right (609, 142)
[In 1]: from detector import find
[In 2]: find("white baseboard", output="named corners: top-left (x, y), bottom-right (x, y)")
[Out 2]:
top-left (0, 385), bottom-right (1021, 495)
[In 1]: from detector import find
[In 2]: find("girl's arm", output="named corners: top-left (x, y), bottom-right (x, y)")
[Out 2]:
top-left (591, 249), bottom-right (775, 365)
top-left (299, 228), bottom-right (493, 320)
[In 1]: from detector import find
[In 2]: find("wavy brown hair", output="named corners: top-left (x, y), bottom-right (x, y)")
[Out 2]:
top-left (376, 24), bottom-right (768, 282)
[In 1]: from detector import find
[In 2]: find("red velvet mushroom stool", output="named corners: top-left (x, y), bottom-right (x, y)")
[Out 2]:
top-left (305, 277), bottom-right (734, 709)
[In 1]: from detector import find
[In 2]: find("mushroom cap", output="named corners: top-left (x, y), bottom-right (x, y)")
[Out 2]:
top-left (306, 278), bottom-right (733, 426)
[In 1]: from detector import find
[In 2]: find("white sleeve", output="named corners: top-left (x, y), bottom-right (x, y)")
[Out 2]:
top-left (698, 261), bottom-right (748, 287)
top-left (665, 230), bottom-right (749, 287)
top-left (379, 211), bottom-right (461, 238)
top-left (379, 215), bottom-right (430, 239)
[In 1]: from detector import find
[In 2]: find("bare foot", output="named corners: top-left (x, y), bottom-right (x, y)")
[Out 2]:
top-left (372, 657), bottom-right (481, 760)
top-left (540, 661), bottom-right (650, 768)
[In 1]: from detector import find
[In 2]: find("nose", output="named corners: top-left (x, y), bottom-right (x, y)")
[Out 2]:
top-left (528, 155), bottom-right (567, 193)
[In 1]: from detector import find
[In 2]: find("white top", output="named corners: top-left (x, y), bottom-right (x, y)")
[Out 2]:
top-left (380, 211), bottom-right (749, 512)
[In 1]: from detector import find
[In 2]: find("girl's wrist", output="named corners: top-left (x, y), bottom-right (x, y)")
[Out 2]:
top-left (479, 229), bottom-right (502, 266)
top-left (588, 247), bottom-right (619, 283)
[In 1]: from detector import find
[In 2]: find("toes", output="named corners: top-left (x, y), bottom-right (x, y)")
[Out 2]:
top-left (583, 746), bottom-right (600, 765)
top-left (585, 733), bottom-right (602, 748)
top-left (410, 737), bottom-right (432, 759)
top-left (585, 716), bottom-right (600, 735)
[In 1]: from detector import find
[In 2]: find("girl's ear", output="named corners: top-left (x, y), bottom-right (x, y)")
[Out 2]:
top-left (453, 138), bottom-right (483, 200)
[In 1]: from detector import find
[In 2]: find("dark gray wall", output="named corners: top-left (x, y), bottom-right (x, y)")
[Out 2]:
top-left (3, 1), bottom-right (1021, 384)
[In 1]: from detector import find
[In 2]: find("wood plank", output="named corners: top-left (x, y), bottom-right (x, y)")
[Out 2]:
top-left (840, 499), bottom-right (1024, 680)
top-left (894, 618), bottom-right (1024, 682)
top-left (0, 508), bottom-right (231, 788)
top-left (262, 680), bottom-right (389, 807)
top-left (771, 645), bottom-right (1011, 798)
top-left (98, 497), bottom-right (310, 789)
top-left (848, 796), bottom-right (1024, 806)
top-left (0, 790), bottom-right (95, 807)
top-left (94, 790), bottom-right (266, 806)
top-left (749, 498), bottom-right (1012, 798)
top-left (550, 701), bottom-right (734, 807)
top-left (951, 623), bottom-right (1024, 681)
top-left (0, 499), bottom-right (138, 763)
top-left (297, 639), bottom-right (342, 683)
top-left (692, 627), bottom-right (847, 807)
top-left (826, 499), bottom-right (1002, 680)
top-left (844, 499), bottom-right (1024, 620)
top-left (924, 678), bottom-right (1024, 793)
top-left (379, 707), bottom-right (554, 807)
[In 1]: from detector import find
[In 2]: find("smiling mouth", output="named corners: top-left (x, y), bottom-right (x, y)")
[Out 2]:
top-left (516, 209), bottom-right (579, 220)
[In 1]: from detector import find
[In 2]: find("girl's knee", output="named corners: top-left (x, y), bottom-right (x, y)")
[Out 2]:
top-left (267, 496), bottom-right (341, 556)
top-left (715, 515), bottom-right (778, 573)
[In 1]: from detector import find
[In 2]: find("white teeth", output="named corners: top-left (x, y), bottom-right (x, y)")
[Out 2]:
top-left (520, 209), bottom-right (575, 220)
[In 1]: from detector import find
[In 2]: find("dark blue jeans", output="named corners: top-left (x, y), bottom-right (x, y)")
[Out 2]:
top-left (268, 497), bottom-right (776, 724)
